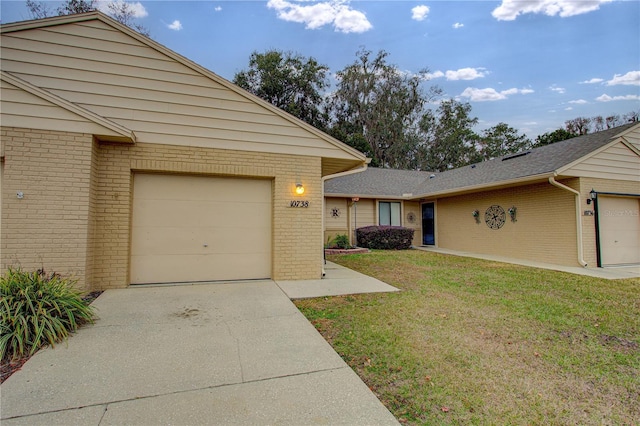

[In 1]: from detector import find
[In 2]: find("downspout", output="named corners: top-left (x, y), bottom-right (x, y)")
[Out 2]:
top-left (321, 162), bottom-right (369, 277)
top-left (548, 176), bottom-right (588, 267)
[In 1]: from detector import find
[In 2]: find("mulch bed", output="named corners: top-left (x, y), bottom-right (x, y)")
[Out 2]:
top-left (324, 247), bottom-right (370, 255)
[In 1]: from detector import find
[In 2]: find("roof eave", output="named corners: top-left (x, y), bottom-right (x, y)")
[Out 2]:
top-left (325, 192), bottom-right (408, 200)
top-left (409, 172), bottom-right (557, 200)
top-left (2, 12), bottom-right (364, 161)
top-left (1, 70), bottom-right (136, 143)
top-left (555, 127), bottom-right (640, 175)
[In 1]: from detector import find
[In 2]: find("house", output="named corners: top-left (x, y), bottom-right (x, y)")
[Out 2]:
top-left (325, 122), bottom-right (640, 268)
top-left (0, 12), bottom-right (367, 291)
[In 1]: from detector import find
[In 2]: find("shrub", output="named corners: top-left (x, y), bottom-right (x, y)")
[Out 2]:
top-left (356, 226), bottom-right (415, 250)
top-left (327, 234), bottom-right (352, 250)
top-left (0, 268), bottom-right (96, 362)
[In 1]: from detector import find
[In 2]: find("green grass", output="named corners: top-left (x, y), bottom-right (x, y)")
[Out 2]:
top-left (295, 250), bottom-right (640, 425)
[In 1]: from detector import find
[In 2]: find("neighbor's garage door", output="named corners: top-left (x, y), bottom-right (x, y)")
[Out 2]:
top-left (131, 174), bottom-right (271, 284)
top-left (598, 196), bottom-right (640, 266)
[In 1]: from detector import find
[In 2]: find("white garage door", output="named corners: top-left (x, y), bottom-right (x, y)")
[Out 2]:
top-left (131, 174), bottom-right (272, 284)
top-left (598, 196), bottom-right (640, 266)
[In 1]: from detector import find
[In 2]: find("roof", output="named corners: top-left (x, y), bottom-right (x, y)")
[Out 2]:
top-left (0, 12), bottom-right (367, 175)
top-left (325, 122), bottom-right (640, 199)
top-left (324, 168), bottom-right (435, 198)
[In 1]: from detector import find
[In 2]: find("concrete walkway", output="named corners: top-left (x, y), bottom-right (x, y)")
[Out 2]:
top-left (414, 246), bottom-right (640, 280)
top-left (0, 265), bottom-right (400, 425)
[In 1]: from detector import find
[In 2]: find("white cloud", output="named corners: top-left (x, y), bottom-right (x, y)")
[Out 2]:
top-left (452, 22), bottom-right (464, 29)
top-left (565, 107), bottom-right (573, 111)
top-left (501, 88), bottom-right (519, 96)
top-left (214, 6), bottom-right (222, 12)
top-left (445, 67), bottom-right (487, 81)
top-left (423, 70), bottom-right (445, 80)
top-left (97, 0), bottom-right (148, 18)
top-left (580, 77), bottom-right (604, 84)
top-left (267, 0), bottom-right (372, 33)
top-left (411, 5), bottom-right (430, 21)
top-left (492, 0), bottom-right (613, 21)
top-left (606, 71), bottom-right (640, 86)
top-left (596, 94), bottom-right (640, 102)
top-left (569, 99), bottom-right (588, 104)
top-left (168, 20), bottom-right (182, 31)
top-left (550, 85), bottom-right (565, 94)
top-left (459, 87), bottom-right (533, 101)
top-left (460, 88), bottom-right (507, 101)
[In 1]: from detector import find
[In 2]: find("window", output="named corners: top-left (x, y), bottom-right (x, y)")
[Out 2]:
top-left (379, 201), bottom-right (401, 226)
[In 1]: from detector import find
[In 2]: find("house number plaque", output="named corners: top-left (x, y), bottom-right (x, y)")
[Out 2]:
top-left (289, 200), bottom-right (310, 208)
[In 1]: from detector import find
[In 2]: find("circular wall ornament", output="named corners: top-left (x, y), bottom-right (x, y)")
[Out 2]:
top-left (485, 205), bottom-right (506, 230)
top-left (407, 212), bottom-right (416, 224)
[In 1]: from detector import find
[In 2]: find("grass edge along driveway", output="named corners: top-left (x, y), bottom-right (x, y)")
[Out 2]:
top-left (295, 250), bottom-right (639, 425)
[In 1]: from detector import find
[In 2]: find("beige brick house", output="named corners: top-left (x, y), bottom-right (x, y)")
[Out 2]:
top-left (325, 123), bottom-right (640, 268)
top-left (0, 12), bottom-right (367, 290)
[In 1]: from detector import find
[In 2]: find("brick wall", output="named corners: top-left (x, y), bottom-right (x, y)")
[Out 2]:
top-left (95, 141), bottom-right (323, 289)
top-left (436, 180), bottom-right (581, 267)
top-left (1, 128), bottom-right (95, 288)
top-left (1, 127), bottom-right (324, 291)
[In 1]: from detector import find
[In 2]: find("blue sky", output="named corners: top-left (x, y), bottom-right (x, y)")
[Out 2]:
top-left (1, 0), bottom-right (639, 139)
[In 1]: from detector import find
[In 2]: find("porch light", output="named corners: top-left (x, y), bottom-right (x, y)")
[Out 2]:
top-left (587, 189), bottom-right (597, 205)
top-left (295, 183), bottom-right (305, 195)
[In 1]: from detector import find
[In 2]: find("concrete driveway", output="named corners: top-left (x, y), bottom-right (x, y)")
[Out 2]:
top-left (1, 267), bottom-right (399, 425)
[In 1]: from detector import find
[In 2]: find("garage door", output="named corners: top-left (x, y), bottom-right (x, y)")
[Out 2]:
top-left (131, 174), bottom-right (272, 284)
top-left (598, 196), bottom-right (640, 266)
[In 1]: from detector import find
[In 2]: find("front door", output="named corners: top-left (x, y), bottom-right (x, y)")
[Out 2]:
top-left (422, 202), bottom-right (435, 245)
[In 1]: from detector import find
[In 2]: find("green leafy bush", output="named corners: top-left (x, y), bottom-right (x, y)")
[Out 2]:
top-left (356, 226), bottom-right (414, 250)
top-left (0, 268), bottom-right (96, 362)
top-left (326, 234), bottom-right (352, 249)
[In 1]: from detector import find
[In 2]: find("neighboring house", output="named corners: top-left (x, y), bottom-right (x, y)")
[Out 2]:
top-left (325, 122), bottom-right (640, 268)
top-left (0, 12), bottom-right (367, 291)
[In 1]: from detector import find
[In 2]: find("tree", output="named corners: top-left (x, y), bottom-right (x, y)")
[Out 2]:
top-left (418, 99), bottom-right (479, 171)
top-left (623, 110), bottom-right (639, 123)
top-left (234, 50), bottom-right (330, 130)
top-left (106, 1), bottom-right (150, 37)
top-left (606, 114), bottom-right (621, 129)
top-left (26, 0), bottom-right (150, 37)
top-left (25, 0), bottom-right (52, 18)
top-left (478, 123), bottom-right (531, 160)
top-left (565, 117), bottom-right (591, 135)
top-left (330, 48), bottom-right (440, 168)
top-left (533, 128), bottom-right (577, 147)
top-left (56, 0), bottom-right (95, 15)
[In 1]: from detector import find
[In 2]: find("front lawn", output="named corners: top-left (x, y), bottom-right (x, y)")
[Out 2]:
top-left (295, 250), bottom-right (640, 425)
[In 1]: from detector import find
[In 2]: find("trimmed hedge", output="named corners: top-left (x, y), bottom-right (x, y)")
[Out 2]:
top-left (356, 226), bottom-right (414, 250)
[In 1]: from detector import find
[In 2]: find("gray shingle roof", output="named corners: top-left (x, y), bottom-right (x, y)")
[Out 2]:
top-left (324, 168), bottom-right (432, 197)
top-left (325, 122), bottom-right (638, 198)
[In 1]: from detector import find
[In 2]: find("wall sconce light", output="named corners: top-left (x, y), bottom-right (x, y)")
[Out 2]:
top-left (472, 209), bottom-right (480, 224)
top-left (587, 189), bottom-right (597, 205)
top-left (295, 183), bottom-right (305, 195)
top-left (508, 206), bottom-right (517, 222)
top-left (17, 191), bottom-right (24, 199)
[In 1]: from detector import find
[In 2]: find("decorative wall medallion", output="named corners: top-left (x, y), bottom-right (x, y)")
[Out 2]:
top-left (407, 212), bottom-right (416, 223)
top-left (331, 207), bottom-right (341, 218)
top-left (485, 205), bottom-right (506, 229)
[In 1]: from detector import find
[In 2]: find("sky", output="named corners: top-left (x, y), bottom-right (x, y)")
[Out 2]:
top-left (1, 0), bottom-right (639, 139)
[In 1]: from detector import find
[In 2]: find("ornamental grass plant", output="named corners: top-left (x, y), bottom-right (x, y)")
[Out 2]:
top-left (0, 268), bottom-right (96, 363)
